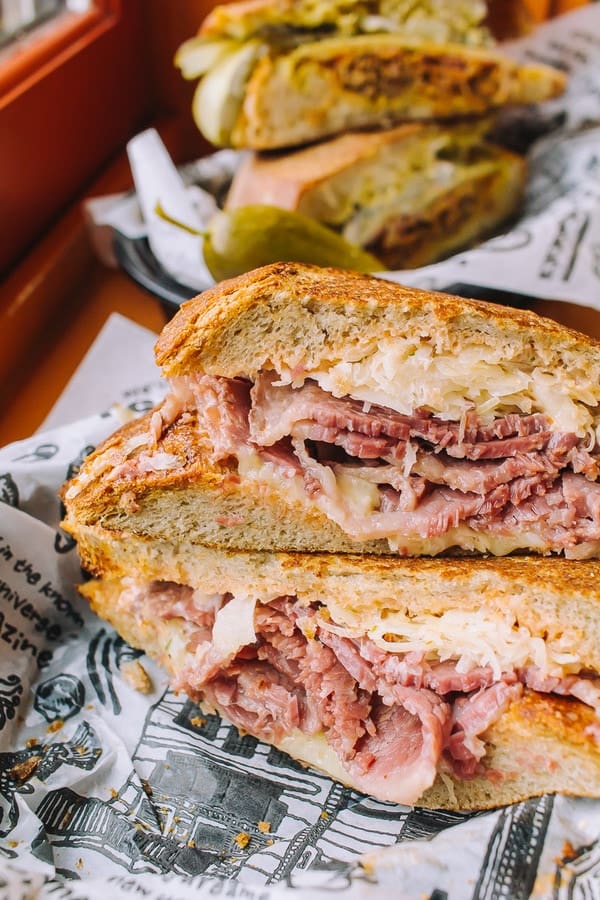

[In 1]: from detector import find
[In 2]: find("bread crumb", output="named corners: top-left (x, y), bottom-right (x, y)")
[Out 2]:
top-left (47, 720), bottom-right (64, 733)
top-left (558, 840), bottom-right (577, 863)
top-left (9, 757), bottom-right (41, 783)
top-left (76, 859), bottom-right (84, 870)
top-left (141, 779), bottom-right (153, 797)
top-left (257, 821), bottom-right (271, 834)
top-left (190, 716), bottom-right (206, 728)
top-left (188, 840), bottom-right (196, 848)
top-left (121, 659), bottom-right (153, 693)
top-left (25, 737), bottom-right (38, 748)
top-left (233, 832), bottom-right (250, 849)
top-left (110, 789), bottom-right (118, 799)
top-left (320, 811), bottom-right (329, 819)
top-left (8, 841), bottom-right (19, 848)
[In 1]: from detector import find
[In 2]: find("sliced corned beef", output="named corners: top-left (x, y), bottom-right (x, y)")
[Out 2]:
top-left (135, 582), bottom-right (600, 805)
top-left (164, 373), bottom-right (600, 554)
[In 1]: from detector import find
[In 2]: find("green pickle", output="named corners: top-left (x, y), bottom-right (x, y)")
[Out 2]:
top-left (203, 205), bottom-right (385, 280)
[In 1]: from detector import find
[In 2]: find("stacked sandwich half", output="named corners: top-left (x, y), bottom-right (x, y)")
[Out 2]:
top-left (175, 0), bottom-right (566, 269)
top-left (62, 263), bottom-right (600, 809)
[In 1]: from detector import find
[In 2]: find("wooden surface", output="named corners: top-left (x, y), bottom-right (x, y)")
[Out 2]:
top-left (0, 266), bottom-right (168, 446)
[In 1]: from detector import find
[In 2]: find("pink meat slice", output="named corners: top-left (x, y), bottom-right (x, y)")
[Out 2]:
top-left (446, 681), bottom-right (524, 777)
top-left (347, 691), bottom-right (449, 805)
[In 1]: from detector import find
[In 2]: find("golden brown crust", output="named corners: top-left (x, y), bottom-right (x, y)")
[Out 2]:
top-left (61, 409), bottom-right (238, 525)
top-left (155, 262), bottom-right (600, 380)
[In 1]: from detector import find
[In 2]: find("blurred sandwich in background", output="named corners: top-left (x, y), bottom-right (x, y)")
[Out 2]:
top-left (176, 0), bottom-right (566, 149)
top-left (226, 121), bottom-right (526, 269)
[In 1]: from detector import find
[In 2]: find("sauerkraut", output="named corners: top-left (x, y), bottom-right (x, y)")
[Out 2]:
top-left (276, 341), bottom-right (598, 437)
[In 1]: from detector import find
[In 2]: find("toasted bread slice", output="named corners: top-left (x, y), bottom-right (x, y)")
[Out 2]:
top-left (66, 525), bottom-right (600, 676)
top-left (154, 264), bottom-right (600, 389)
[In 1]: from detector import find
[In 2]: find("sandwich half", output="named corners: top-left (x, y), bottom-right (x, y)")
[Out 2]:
top-left (176, 0), bottom-right (566, 149)
top-left (66, 526), bottom-right (600, 809)
top-left (225, 122), bottom-right (526, 269)
top-left (62, 263), bottom-right (600, 559)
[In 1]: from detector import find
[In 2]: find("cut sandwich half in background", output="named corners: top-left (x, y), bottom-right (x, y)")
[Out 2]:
top-left (225, 122), bottom-right (526, 269)
top-left (175, 0), bottom-right (566, 148)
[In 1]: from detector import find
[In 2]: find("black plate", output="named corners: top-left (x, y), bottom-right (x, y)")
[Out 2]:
top-left (114, 231), bottom-right (533, 318)
top-left (441, 283), bottom-right (531, 308)
top-left (113, 232), bottom-right (204, 313)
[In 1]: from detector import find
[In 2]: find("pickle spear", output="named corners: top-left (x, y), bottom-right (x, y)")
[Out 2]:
top-left (203, 204), bottom-right (385, 280)
top-left (155, 202), bottom-right (385, 281)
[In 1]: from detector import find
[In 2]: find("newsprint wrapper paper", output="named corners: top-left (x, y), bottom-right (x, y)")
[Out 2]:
top-left (88, 5), bottom-right (600, 312)
top-left (2, 319), bottom-right (600, 899)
